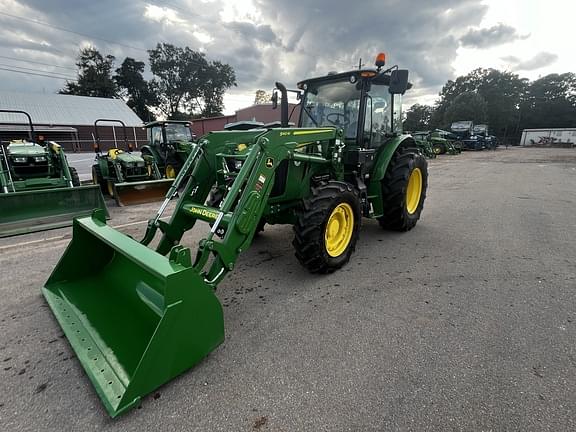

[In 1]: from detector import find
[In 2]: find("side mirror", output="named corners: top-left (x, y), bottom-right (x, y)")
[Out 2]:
top-left (389, 69), bottom-right (409, 95)
top-left (271, 91), bottom-right (278, 109)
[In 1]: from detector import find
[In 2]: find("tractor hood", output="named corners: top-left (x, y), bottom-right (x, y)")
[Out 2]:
top-left (7, 141), bottom-right (46, 156)
top-left (116, 152), bottom-right (145, 165)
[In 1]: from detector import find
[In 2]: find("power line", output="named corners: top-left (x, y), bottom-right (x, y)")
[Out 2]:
top-left (0, 11), bottom-right (147, 53)
top-left (0, 54), bottom-right (76, 71)
top-left (0, 66), bottom-right (73, 80)
top-left (0, 62), bottom-right (76, 79)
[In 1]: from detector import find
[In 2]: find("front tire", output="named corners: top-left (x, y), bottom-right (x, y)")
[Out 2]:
top-left (378, 151), bottom-right (428, 231)
top-left (69, 166), bottom-right (80, 187)
top-left (432, 143), bottom-right (445, 155)
top-left (293, 181), bottom-right (361, 273)
top-left (91, 164), bottom-right (107, 194)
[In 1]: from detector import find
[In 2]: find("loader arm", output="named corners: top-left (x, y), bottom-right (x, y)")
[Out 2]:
top-left (42, 125), bottom-right (339, 417)
top-left (154, 126), bottom-right (340, 286)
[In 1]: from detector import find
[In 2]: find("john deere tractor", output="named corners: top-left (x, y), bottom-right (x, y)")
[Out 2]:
top-left (42, 53), bottom-right (428, 417)
top-left (140, 120), bottom-right (196, 178)
top-left (91, 119), bottom-right (173, 206)
top-left (0, 110), bottom-right (106, 237)
top-left (429, 129), bottom-right (461, 155)
top-left (411, 131), bottom-right (436, 158)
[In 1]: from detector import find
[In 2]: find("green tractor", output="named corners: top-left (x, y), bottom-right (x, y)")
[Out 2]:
top-left (91, 119), bottom-right (173, 206)
top-left (140, 120), bottom-right (196, 179)
top-left (411, 131), bottom-right (436, 159)
top-left (42, 53), bottom-right (428, 417)
top-left (429, 129), bottom-right (461, 155)
top-left (0, 110), bottom-right (107, 237)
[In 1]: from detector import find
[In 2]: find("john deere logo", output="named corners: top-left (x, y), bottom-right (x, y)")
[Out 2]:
top-left (189, 207), bottom-right (218, 220)
top-left (265, 158), bottom-right (274, 168)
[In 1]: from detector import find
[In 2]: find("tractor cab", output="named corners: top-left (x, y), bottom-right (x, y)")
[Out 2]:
top-left (296, 55), bottom-right (410, 150)
top-left (146, 121), bottom-right (194, 148)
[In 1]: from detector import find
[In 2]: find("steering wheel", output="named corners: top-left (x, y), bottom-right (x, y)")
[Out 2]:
top-left (326, 113), bottom-right (348, 126)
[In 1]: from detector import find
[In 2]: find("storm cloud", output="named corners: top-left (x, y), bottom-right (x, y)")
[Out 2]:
top-left (460, 23), bottom-right (528, 49)
top-left (0, 0), bottom-right (502, 109)
top-left (502, 51), bottom-right (558, 71)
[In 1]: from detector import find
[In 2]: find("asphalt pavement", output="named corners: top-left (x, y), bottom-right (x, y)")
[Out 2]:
top-left (1, 147), bottom-right (575, 431)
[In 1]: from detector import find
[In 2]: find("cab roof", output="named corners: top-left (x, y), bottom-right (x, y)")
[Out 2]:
top-left (144, 120), bottom-right (191, 128)
top-left (297, 68), bottom-right (412, 89)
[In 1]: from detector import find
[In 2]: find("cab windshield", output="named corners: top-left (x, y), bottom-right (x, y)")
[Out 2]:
top-left (148, 123), bottom-right (193, 145)
top-left (165, 123), bottom-right (192, 142)
top-left (301, 78), bottom-right (395, 142)
top-left (301, 79), bottom-right (361, 139)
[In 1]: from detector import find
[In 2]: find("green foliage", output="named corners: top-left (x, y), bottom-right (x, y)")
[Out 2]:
top-left (59, 44), bottom-right (237, 121)
top-left (427, 68), bottom-right (576, 138)
top-left (114, 58), bottom-right (157, 122)
top-left (431, 68), bottom-right (527, 134)
top-left (59, 47), bottom-right (117, 98)
top-left (148, 43), bottom-right (236, 119)
top-left (520, 73), bottom-right (576, 129)
top-left (403, 104), bottom-right (434, 131)
top-left (443, 92), bottom-right (488, 126)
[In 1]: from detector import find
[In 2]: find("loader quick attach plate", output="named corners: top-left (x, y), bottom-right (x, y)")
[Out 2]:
top-left (0, 185), bottom-right (108, 237)
top-left (42, 214), bottom-right (225, 417)
top-left (112, 179), bottom-right (174, 206)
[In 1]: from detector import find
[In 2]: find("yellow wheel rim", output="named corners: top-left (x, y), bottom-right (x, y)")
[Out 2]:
top-left (406, 168), bottom-right (422, 214)
top-left (107, 181), bottom-right (115, 197)
top-left (433, 146), bottom-right (442, 154)
top-left (324, 203), bottom-right (354, 257)
top-left (166, 165), bottom-right (176, 179)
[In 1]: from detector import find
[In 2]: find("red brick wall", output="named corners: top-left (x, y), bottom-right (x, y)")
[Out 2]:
top-left (191, 104), bottom-right (302, 137)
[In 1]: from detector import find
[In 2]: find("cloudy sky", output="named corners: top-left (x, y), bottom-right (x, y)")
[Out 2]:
top-left (0, 0), bottom-right (571, 115)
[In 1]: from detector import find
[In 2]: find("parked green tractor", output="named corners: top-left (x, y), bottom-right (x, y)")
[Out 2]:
top-left (0, 110), bottom-right (107, 237)
top-left (429, 130), bottom-right (461, 155)
top-left (43, 54), bottom-right (428, 417)
top-left (412, 131), bottom-right (436, 158)
top-left (91, 119), bottom-right (173, 206)
top-left (140, 120), bottom-right (195, 178)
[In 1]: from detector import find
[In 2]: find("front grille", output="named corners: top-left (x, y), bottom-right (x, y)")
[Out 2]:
top-left (12, 157), bottom-right (50, 177)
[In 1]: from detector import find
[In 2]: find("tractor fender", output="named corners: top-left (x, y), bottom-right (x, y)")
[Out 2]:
top-left (367, 134), bottom-right (417, 217)
top-left (140, 145), bottom-right (158, 160)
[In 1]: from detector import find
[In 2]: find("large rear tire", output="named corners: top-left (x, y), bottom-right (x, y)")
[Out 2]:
top-left (378, 151), bottom-right (428, 231)
top-left (293, 181), bottom-right (361, 273)
top-left (69, 166), bottom-right (80, 187)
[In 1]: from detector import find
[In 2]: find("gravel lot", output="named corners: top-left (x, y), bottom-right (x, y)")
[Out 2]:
top-left (1, 147), bottom-right (575, 431)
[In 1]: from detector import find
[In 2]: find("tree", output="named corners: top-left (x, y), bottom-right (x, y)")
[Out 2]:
top-left (403, 104), bottom-right (434, 131)
top-left (148, 43), bottom-right (236, 119)
top-left (520, 73), bottom-right (576, 129)
top-left (443, 92), bottom-right (488, 126)
top-left (254, 89), bottom-right (271, 105)
top-left (114, 57), bottom-right (157, 122)
top-left (194, 61), bottom-right (236, 117)
top-left (431, 68), bottom-right (527, 135)
top-left (60, 47), bottom-right (117, 97)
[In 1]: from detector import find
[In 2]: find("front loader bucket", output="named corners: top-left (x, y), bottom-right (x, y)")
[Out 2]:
top-left (42, 213), bottom-right (224, 417)
top-left (0, 185), bottom-right (108, 237)
top-left (112, 179), bottom-right (173, 206)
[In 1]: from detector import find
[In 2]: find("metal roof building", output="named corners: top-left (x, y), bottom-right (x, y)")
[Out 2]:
top-left (0, 91), bottom-right (145, 151)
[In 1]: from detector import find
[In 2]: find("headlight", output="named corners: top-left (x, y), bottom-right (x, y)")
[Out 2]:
top-left (13, 157), bottom-right (27, 163)
top-left (34, 156), bottom-right (46, 162)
